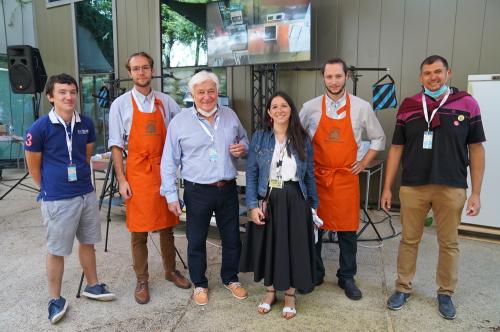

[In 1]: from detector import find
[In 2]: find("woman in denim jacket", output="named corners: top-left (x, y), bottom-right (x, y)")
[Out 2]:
top-left (240, 91), bottom-right (318, 319)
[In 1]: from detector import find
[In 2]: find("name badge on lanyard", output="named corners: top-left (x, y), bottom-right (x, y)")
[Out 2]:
top-left (68, 164), bottom-right (77, 182)
top-left (269, 139), bottom-right (288, 189)
top-left (421, 89), bottom-right (450, 150)
top-left (54, 109), bottom-right (77, 182)
top-left (423, 131), bottom-right (433, 149)
top-left (208, 147), bottom-right (218, 162)
top-left (196, 110), bottom-right (220, 163)
top-left (269, 179), bottom-right (283, 189)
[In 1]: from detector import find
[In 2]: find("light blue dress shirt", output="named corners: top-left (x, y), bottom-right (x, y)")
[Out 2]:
top-left (108, 88), bottom-right (180, 149)
top-left (160, 105), bottom-right (249, 203)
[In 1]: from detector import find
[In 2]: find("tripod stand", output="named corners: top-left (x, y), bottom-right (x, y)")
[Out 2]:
top-left (323, 206), bottom-right (385, 243)
top-left (0, 94), bottom-right (41, 200)
top-left (76, 156), bottom-right (188, 298)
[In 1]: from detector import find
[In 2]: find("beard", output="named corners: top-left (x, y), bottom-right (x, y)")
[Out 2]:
top-left (325, 81), bottom-right (346, 98)
top-left (134, 77), bottom-right (152, 88)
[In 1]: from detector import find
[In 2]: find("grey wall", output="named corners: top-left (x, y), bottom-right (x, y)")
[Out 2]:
top-left (0, 0), bottom-right (35, 53)
top-left (114, 0), bottom-right (162, 91)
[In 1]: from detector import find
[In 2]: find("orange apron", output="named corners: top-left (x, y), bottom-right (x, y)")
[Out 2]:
top-left (125, 95), bottom-right (179, 232)
top-left (312, 94), bottom-right (360, 231)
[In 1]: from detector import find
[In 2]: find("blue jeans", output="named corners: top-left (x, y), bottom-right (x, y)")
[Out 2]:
top-left (183, 180), bottom-right (241, 288)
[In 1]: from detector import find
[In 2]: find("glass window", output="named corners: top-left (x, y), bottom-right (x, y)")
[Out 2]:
top-left (75, 0), bottom-right (114, 74)
top-left (79, 73), bottom-right (113, 153)
top-left (75, 0), bottom-right (114, 153)
top-left (161, 1), bottom-right (208, 68)
top-left (160, 1), bottom-right (227, 107)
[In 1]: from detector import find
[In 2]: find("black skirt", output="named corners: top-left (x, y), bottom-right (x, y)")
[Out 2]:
top-left (240, 181), bottom-right (316, 293)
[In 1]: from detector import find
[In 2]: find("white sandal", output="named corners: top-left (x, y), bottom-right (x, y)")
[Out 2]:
top-left (282, 293), bottom-right (297, 319)
top-left (257, 290), bottom-right (276, 315)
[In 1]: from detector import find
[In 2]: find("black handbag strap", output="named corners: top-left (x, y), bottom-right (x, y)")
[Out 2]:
top-left (373, 74), bottom-right (395, 86)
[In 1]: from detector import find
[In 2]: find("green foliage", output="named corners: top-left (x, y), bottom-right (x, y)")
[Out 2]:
top-left (161, 3), bottom-right (207, 68)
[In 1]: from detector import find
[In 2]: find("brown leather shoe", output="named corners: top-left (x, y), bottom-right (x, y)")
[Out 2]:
top-left (134, 281), bottom-right (150, 304)
top-left (165, 270), bottom-right (192, 289)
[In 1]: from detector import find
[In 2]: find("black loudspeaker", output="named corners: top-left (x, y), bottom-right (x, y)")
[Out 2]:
top-left (7, 45), bottom-right (47, 94)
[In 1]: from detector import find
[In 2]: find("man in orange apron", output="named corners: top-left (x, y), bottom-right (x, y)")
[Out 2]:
top-left (109, 52), bottom-right (191, 304)
top-left (300, 58), bottom-right (385, 300)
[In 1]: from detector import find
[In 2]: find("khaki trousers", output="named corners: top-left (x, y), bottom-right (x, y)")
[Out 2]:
top-left (396, 184), bottom-right (466, 295)
top-left (131, 228), bottom-right (176, 282)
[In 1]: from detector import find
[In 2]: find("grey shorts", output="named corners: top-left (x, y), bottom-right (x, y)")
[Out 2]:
top-left (41, 191), bottom-right (102, 256)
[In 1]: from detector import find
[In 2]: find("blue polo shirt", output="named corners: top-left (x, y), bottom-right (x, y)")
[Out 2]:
top-left (25, 109), bottom-right (96, 201)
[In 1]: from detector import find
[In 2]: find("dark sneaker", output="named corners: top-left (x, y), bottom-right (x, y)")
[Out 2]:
top-left (82, 283), bottom-right (116, 301)
top-left (338, 279), bottom-right (362, 300)
top-left (438, 294), bottom-right (456, 320)
top-left (48, 297), bottom-right (68, 324)
top-left (387, 291), bottom-right (410, 310)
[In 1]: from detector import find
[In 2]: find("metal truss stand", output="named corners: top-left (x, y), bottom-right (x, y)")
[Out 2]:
top-left (251, 64), bottom-right (277, 133)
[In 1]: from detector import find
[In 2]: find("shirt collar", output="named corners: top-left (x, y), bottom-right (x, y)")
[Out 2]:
top-left (48, 108), bottom-right (81, 124)
top-left (326, 90), bottom-right (347, 108)
top-left (132, 87), bottom-right (154, 104)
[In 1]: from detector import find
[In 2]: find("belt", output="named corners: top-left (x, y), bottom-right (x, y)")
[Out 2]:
top-left (184, 179), bottom-right (235, 188)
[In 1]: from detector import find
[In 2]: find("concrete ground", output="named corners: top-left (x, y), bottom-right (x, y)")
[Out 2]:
top-left (1, 167), bottom-right (499, 332)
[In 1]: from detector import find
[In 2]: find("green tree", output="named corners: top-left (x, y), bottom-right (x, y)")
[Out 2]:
top-left (161, 3), bottom-right (207, 68)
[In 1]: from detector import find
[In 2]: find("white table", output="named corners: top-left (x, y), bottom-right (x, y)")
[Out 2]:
top-left (0, 135), bottom-right (25, 170)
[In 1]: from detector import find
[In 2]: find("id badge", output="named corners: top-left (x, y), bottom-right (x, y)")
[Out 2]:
top-left (423, 131), bottom-right (433, 150)
top-left (269, 179), bottom-right (283, 189)
top-left (68, 163), bottom-right (77, 182)
top-left (208, 147), bottom-right (218, 162)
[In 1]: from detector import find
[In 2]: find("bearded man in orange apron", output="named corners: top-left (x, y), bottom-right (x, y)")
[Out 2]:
top-left (300, 58), bottom-right (385, 300)
top-left (109, 52), bottom-right (191, 305)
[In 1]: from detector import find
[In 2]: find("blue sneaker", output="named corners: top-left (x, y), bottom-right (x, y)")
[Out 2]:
top-left (387, 291), bottom-right (410, 310)
top-left (437, 294), bottom-right (456, 320)
top-left (82, 283), bottom-right (116, 301)
top-left (48, 297), bottom-right (68, 324)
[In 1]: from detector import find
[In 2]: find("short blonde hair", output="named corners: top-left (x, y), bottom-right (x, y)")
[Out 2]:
top-left (125, 51), bottom-right (154, 71)
top-left (188, 70), bottom-right (219, 93)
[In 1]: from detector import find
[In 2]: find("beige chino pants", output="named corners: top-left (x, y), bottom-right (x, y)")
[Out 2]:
top-left (396, 184), bottom-right (466, 295)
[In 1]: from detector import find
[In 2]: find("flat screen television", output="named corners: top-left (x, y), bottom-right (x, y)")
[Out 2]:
top-left (207, 0), bottom-right (311, 67)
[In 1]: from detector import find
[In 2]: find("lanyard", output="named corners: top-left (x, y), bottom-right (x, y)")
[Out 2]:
top-left (275, 138), bottom-right (289, 180)
top-left (132, 89), bottom-right (155, 114)
top-left (422, 88), bottom-right (450, 131)
top-left (54, 109), bottom-right (76, 164)
top-left (194, 109), bottom-right (220, 143)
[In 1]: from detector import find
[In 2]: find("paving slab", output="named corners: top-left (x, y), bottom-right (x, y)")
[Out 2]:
top-left (1, 168), bottom-right (499, 331)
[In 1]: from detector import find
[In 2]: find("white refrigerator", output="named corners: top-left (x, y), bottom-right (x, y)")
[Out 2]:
top-left (462, 74), bottom-right (500, 229)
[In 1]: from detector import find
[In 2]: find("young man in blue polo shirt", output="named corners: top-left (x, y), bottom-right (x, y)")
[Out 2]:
top-left (25, 74), bottom-right (116, 324)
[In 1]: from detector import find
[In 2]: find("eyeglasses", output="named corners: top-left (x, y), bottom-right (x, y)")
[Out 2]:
top-left (130, 65), bottom-right (151, 72)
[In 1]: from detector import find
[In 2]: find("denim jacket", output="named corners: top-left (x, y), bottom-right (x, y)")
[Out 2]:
top-left (245, 129), bottom-right (319, 210)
